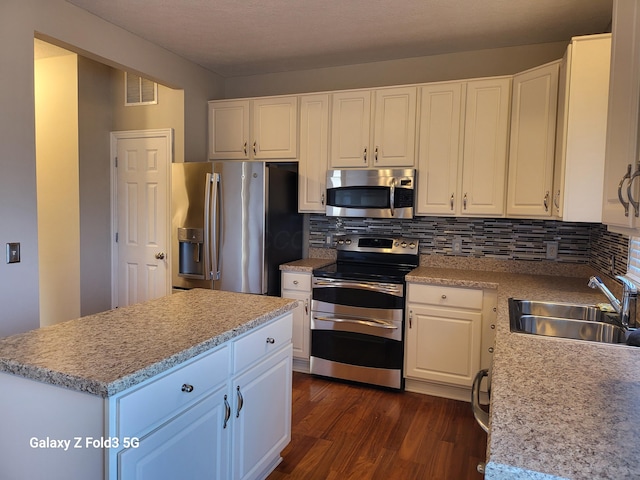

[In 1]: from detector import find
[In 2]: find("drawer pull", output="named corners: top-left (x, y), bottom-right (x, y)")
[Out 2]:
top-left (223, 395), bottom-right (231, 429)
top-left (181, 384), bottom-right (194, 393)
top-left (488, 347), bottom-right (494, 353)
top-left (266, 337), bottom-right (276, 344)
top-left (236, 386), bottom-right (244, 418)
top-left (293, 280), bottom-right (299, 285)
top-left (491, 324), bottom-right (496, 330)
top-left (441, 294), bottom-right (447, 299)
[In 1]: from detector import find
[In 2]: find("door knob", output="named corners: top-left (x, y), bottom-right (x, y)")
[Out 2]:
top-left (155, 252), bottom-right (165, 260)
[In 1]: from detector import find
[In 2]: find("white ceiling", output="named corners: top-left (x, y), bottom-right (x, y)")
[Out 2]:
top-left (64, 0), bottom-right (613, 78)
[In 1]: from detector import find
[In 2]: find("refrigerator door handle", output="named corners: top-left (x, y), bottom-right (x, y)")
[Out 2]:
top-left (204, 173), bottom-right (221, 281)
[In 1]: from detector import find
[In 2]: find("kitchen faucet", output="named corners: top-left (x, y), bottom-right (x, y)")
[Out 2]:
top-left (588, 275), bottom-right (638, 329)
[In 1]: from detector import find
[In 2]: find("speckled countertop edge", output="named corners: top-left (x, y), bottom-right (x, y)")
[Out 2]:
top-left (280, 258), bottom-right (334, 272)
top-left (0, 289), bottom-right (297, 398)
top-left (406, 266), bottom-right (640, 480)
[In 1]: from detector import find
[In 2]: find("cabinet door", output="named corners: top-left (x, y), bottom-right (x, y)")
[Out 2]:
top-left (372, 86), bottom-right (417, 167)
top-left (555, 35), bottom-right (610, 222)
top-left (281, 289), bottom-right (310, 360)
top-left (416, 82), bottom-right (464, 215)
top-left (461, 78), bottom-right (511, 216)
top-left (119, 387), bottom-right (230, 480)
top-left (506, 61), bottom-right (559, 217)
top-left (209, 100), bottom-right (250, 160)
top-left (232, 346), bottom-right (292, 480)
top-left (252, 97), bottom-right (298, 159)
top-left (330, 90), bottom-right (371, 168)
top-left (602, 1), bottom-right (640, 230)
top-left (406, 304), bottom-right (481, 387)
top-left (298, 94), bottom-right (329, 212)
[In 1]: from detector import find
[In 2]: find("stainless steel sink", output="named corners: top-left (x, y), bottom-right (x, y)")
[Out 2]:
top-left (509, 299), bottom-right (627, 344)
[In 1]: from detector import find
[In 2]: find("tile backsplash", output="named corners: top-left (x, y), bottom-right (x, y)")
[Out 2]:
top-left (308, 215), bottom-right (628, 279)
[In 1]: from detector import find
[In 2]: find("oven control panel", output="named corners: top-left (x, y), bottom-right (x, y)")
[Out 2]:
top-left (334, 235), bottom-right (419, 254)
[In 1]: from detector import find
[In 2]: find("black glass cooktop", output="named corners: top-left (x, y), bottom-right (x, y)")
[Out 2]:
top-left (313, 262), bottom-right (415, 284)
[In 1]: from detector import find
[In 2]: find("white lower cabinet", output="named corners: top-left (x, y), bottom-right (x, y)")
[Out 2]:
top-left (111, 313), bottom-right (293, 480)
top-left (281, 271), bottom-right (311, 370)
top-left (119, 386), bottom-right (229, 480)
top-left (404, 283), bottom-right (496, 401)
top-left (232, 347), bottom-right (292, 480)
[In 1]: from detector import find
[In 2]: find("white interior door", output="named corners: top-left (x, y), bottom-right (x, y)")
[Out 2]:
top-left (112, 129), bottom-right (172, 307)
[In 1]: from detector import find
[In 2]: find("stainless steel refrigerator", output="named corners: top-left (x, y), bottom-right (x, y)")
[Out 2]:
top-left (171, 161), bottom-right (302, 296)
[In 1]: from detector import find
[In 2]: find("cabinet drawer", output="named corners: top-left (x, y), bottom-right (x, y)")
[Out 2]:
top-left (281, 272), bottom-right (311, 292)
top-left (116, 345), bottom-right (229, 439)
top-left (233, 313), bottom-right (293, 373)
top-left (408, 283), bottom-right (483, 310)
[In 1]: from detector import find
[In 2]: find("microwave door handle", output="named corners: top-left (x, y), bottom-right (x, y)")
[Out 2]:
top-left (389, 178), bottom-right (396, 216)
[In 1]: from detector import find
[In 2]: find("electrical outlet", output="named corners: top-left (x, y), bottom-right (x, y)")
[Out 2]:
top-left (452, 239), bottom-right (462, 254)
top-left (546, 241), bottom-right (558, 260)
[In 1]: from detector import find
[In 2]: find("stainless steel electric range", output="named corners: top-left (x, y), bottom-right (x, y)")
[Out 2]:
top-left (310, 235), bottom-right (419, 389)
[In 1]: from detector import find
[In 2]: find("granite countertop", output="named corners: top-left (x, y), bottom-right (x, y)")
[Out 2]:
top-left (280, 258), bottom-right (334, 272)
top-left (407, 267), bottom-right (640, 480)
top-left (0, 289), bottom-right (296, 398)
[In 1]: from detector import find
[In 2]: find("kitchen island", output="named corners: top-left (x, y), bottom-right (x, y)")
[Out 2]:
top-left (406, 266), bottom-right (640, 480)
top-left (0, 289), bottom-right (297, 480)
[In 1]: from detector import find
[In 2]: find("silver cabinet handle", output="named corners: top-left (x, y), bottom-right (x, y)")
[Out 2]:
top-left (554, 190), bottom-right (560, 210)
top-left (266, 337), bottom-right (275, 344)
top-left (488, 347), bottom-right (494, 353)
top-left (463, 193), bottom-right (468, 210)
top-left (253, 141), bottom-right (257, 155)
top-left (408, 310), bottom-right (413, 329)
top-left (450, 193), bottom-right (454, 211)
top-left (543, 191), bottom-right (549, 212)
top-left (321, 192), bottom-right (325, 206)
top-left (155, 252), bottom-right (165, 260)
top-left (243, 141), bottom-right (247, 156)
top-left (618, 164), bottom-right (632, 217)
top-left (236, 386), bottom-right (244, 418)
top-left (363, 147), bottom-right (367, 163)
top-left (375, 146), bottom-right (379, 162)
top-left (223, 394), bottom-right (231, 429)
top-left (181, 384), bottom-right (194, 393)
top-left (627, 164), bottom-right (640, 217)
top-left (471, 369), bottom-right (489, 433)
top-left (304, 298), bottom-right (309, 314)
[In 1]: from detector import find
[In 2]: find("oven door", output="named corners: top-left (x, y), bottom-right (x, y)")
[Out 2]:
top-left (310, 277), bottom-right (405, 389)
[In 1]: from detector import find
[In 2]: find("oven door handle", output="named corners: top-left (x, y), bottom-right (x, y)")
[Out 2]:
top-left (313, 279), bottom-right (402, 295)
top-left (314, 315), bottom-right (398, 330)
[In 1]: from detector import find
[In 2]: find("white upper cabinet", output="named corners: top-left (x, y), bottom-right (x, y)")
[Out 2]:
top-left (460, 77), bottom-right (512, 216)
top-left (554, 34), bottom-right (611, 222)
top-left (208, 96), bottom-right (298, 160)
top-left (416, 77), bottom-right (511, 217)
top-left (603, 0), bottom-right (640, 231)
top-left (330, 86), bottom-right (416, 168)
top-left (506, 61), bottom-right (560, 218)
top-left (298, 94), bottom-right (330, 212)
top-left (330, 90), bottom-right (372, 167)
top-left (415, 81), bottom-right (464, 215)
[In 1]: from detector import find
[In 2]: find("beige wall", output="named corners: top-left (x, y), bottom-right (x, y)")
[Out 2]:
top-left (224, 41), bottom-right (569, 98)
top-left (112, 74), bottom-right (187, 163)
top-left (0, 0), bottom-right (224, 337)
top-left (35, 53), bottom-right (81, 327)
top-left (78, 56), bottom-right (113, 317)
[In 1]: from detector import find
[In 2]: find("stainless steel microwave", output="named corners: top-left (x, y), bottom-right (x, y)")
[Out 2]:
top-left (325, 169), bottom-right (415, 218)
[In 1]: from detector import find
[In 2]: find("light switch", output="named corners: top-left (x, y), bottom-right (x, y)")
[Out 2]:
top-left (6, 243), bottom-right (20, 263)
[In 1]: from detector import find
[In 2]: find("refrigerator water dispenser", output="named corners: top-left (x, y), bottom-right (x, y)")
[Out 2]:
top-left (178, 227), bottom-right (204, 278)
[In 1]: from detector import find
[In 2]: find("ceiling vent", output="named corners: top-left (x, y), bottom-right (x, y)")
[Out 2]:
top-left (124, 72), bottom-right (157, 106)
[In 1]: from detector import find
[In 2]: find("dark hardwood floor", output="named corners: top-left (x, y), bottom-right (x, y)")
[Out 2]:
top-left (268, 372), bottom-right (487, 480)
